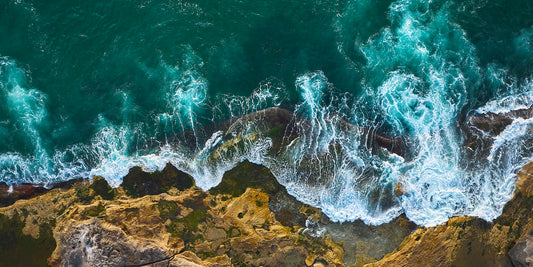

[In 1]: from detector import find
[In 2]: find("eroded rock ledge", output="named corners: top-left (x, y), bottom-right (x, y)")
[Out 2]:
top-left (1, 160), bottom-right (533, 266)
top-left (0, 161), bottom-right (349, 267)
top-left (367, 162), bottom-right (533, 267)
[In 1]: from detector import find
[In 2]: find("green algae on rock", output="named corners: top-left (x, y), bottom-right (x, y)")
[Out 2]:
top-left (90, 176), bottom-right (116, 200)
top-left (0, 213), bottom-right (56, 267)
top-left (210, 160), bottom-right (309, 227)
top-left (209, 160), bottom-right (281, 197)
top-left (0, 162), bottom-right (345, 266)
top-left (3, 160), bottom-right (533, 266)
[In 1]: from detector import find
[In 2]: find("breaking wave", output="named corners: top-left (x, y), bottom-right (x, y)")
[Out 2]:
top-left (1, 0), bottom-right (533, 227)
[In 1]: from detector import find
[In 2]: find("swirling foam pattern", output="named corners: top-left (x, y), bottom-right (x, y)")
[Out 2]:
top-left (1, 0), bottom-right (533, 226)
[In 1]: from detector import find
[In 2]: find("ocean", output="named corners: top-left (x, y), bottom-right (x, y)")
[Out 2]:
top-left (1, 0), bottom-right (532, 226)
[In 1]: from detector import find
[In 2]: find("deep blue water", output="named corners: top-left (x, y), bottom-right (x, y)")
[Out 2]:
top-left (1, 0), bottom-right (533, 226)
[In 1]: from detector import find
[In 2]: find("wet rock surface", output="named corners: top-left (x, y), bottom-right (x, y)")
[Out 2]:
top-left (210, 160), bottom-right (309, 227)
top-left (0, 178), bottom-right (87, 207)
top-left (121, 163), bottom-right (195, 198)
top-left (463, 106), bottom-right (533, 158)
top-left (0, 183), bottom-right (49, 207)
top-left (367, 162), bottom-right (533, 267)
top-left (468, 107), bottom-right (533, 136)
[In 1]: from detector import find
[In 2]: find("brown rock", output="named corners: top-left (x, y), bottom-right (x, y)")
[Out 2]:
top-left (367, 161), bottom-right (533, 267)
top-left (168, 237), bottom-right (185, 253)
top-left (469, 112), bottom-right (515, 135)
top-left (517, 161), bottom-right (533, 196)
top-left (509, 228), bottom-right (533, 267)
top-left (0, 163), bottom-right (345, 267)
top-left (0, 184), bottom-right (49, 207)
top-left (222, 188), bottom-right (272, 235)
top-left (306, 254), bottom-right (317, 266)
top-left (169, 251), bottom-right (206, 267)
top-left (250, 246), bottom-right (308, 266)
top-left (205, 227), bottom-right (226, 241)
top-left (121, 163), bottom-right (194, 198)
top-left (51, 220), bottom-right (171, 267)
top-left (394, 182), bottom-right (405, 197)
top-left (204, 255), bottom-right (232, 266)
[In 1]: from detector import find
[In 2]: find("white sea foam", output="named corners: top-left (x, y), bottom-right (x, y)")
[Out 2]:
top-left (220, 78), bottom-right (287, 119)
top-left (1, 0), bottom-right (533, 228)
top-left (476, 80), bottom-right (533, 115)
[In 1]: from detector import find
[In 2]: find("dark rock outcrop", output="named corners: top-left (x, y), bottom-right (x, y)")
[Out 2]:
top-left (224, 107), bottom-right (409, 158)
top-left (0, 212), bottom-right (56, 267)
top-left (90, 176), bottom-right (115, 200)
top-left (469, 107), bottom-right (533, 136)
top-left (121, 163), bottom-right (195, 198)
top-left (210, 160), bottom-right (308, 227)
top-left (0, 183), bottom-right (49, 207)
top-left (464, 107), bottom-right (533, 157)
top-left (0, 178), bottom-right (87, 207)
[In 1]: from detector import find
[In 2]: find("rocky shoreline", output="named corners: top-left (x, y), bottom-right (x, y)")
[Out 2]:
top-left (1, 106), bottom-right (532, 266)
top-left (0, 161), bottom-right (345, 266)
top-left (1, 160), bottom-right (533, 266)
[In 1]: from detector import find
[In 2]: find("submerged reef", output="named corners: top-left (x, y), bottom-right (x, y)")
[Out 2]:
top-left (1, 160), bottom-right (533, 266)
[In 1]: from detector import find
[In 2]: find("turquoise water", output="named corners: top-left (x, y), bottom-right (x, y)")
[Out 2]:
top-left (1, 0), bottom-right (533, 226)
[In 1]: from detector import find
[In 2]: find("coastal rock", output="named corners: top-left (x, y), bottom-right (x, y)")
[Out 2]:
top-left (393, 182), bottom-right (405, 197)
top-left (218, 107), bottom-right (409, 161)
top-left (222, 188), bottom-right (272, 235)
top-left (0, 178), bottom-right (86, 207)
top-left (516, 162), bottom-right (533, 196)
top-left (364, 217), bottom-right (502, 267)
top-left (0, 161), bottom-right (420, 266)
top-left (367, 161), bottom-right (533, 267)
top-left (0, 186), bottom-right (78, 266)
top-left (222, 107), bottom-right (296, 156)
top-left (469, 112), bottom-right (515, 135)
top-left (208, 187), bottom-right (343, 266)
top-left (509, 228), bottom-right (533, 267)
top-left (210, 160), bottom-right (308, 227)
top-left (322, 214), bottom-right (416, 267)
top-left (51, 219), bottom-right (171, 267)
top-left (507, 162), bottom-right (533, 266)
top-left (209, 160), bottom-right (281, 197)
top-left (0, 161), bottom-right (344, 266)
top-left (469, 107), bottom-right (533, 136)
top-left (464, 107), bottom-right (533, 156)
top-left (0, 183), bottom-right (49, 207)
top-left (0, 212), bottom-right (56, 266)
top-left (168, 251), bottom-right (207, 266)
top-left (121, 163), bottom-right (195, 198)
top-left (89, 176), bottom-right (115, 200)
